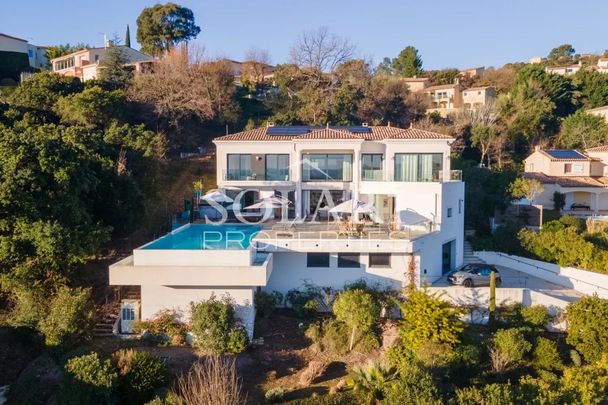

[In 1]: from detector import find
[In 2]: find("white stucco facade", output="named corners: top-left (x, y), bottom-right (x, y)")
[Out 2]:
top-left (109, 125), bottom-right (465, 338)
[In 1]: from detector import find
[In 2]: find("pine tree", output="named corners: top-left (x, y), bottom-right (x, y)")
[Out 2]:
top-left (125, 25), bottom-right (131, 48)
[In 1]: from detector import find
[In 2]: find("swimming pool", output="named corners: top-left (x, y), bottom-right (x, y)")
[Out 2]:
top-left (142, 224), bottom-right (262, 250)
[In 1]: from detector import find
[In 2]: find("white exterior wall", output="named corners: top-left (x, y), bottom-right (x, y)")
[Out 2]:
top-left (265, 251), bottom-right (407, 296)
top-left (141, 285), bottom-right (256, 338)
top-left (0, 35), bottom-right (28, 53)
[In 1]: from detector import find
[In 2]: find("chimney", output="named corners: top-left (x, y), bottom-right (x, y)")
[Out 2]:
top-left (534, 145), bottom-right (540, 152)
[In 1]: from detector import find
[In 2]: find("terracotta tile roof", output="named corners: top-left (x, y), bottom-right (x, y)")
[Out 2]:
top-left (296, 128), bottom-right (362, 140)
top-left (213, 126), bottom-right (452, 142)
top-left (522, 172), bottom-right (608, 188)
top-left (586, 145), bottom-right (608, 152)
top-left (423, 84), bottom-right (462, 92)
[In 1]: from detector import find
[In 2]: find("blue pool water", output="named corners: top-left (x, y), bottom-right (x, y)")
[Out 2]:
top-left (142, 224), bottom-right (262, 250)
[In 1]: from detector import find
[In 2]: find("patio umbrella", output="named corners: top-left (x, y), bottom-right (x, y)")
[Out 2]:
top-left (201, 190), bottom-right (234, 204)
top-left (328, 199), bottom-right (375, 215)
top-left (245, 195), bottom-right (291, 210)
top-left (398, 209), bottom-right (429, 225)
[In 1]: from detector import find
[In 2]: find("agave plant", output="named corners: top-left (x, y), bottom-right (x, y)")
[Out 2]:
top-left (349, 360), bottom-right (398, 403)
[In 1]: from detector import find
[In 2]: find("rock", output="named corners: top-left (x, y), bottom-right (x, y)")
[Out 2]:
top-left (335, 378), bottom-right (347, 392)
top-left (298, 360), bottom-right (328, 387)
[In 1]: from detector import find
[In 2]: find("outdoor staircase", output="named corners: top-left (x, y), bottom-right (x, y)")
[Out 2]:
top-left (463, 238), bottom-right (484, 265)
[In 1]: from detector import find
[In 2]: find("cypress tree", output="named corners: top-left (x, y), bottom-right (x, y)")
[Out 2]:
top-left (125, 24), bottom-right (131, 48)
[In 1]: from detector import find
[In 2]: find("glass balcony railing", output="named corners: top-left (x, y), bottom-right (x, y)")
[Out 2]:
top-left (223, 170), bottom-right (291, 181)
top-left (361, 170), bottom-right (385, 181)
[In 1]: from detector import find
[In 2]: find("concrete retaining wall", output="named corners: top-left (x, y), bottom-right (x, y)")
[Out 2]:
top-left (476, 251), bottom-right (608, 298)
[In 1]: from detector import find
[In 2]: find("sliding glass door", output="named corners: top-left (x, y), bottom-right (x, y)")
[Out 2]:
top-left (394, 153), bottom-right (442, 182)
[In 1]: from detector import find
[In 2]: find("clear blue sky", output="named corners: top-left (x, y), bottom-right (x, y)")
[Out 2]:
top-left (2, 0), bottom-right (607, 69)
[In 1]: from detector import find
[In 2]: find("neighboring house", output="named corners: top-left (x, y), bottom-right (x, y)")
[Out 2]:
top-left (0, 33), bottom-right (48, 82)
top-left (423, 83), bottom-right (464, 116)
top-left (597, 57), bottom-right (608, 73)
top-left (462, 86), bottom-right (497, 110)
top-left (109, 125), bottom-right (465, 337)
top-left (401, 77), bottom-right (430, 92)
top-left (529, 56), bottom-right (543, 64)
top-left (460, 66), bottom-right (485, 78)
top-left (523, 147), bottom-right (608, 213)
top-left (545, 62), bottom-right (582, 76)
top-left (226, 59), bottom-right (275, 84)
top-left (50, 45), bottom-right (152, 81)
top-left (588, 105), bottom-right (608, 123)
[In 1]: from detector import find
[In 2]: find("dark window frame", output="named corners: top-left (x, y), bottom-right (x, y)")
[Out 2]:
top-left (369, 253), bottom-right (391, 268)
top-left (307, 252), bottom-right (330, 268)
top-left (338, 253), bottom-right (361, 268)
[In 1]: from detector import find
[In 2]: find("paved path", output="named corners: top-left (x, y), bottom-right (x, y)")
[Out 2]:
top-left (433, 265), bottom-right (582, 302)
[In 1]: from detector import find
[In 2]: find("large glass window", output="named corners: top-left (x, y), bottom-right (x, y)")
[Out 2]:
top-left (361, 154), bottom-right (383, 181)
top-left (307, 253), bottom-right (330, 268)
top-left (394, 153), bottom-right (443, 182)
top-left (265, 154), bottom-right (290, 181)
top-left (302, 154), bottom-right (352, 181)
top-left (338, 253), bottom-right (360, 268)
top-left (227, 154), bottom-right (251, 180)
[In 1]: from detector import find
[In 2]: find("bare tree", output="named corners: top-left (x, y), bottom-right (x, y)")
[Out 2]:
top-left (241, 48), bottom-right (272, 84)
top-left (290, 26), bottom-right (356, 72)
top-left (171, 355), bottom-right (247, 405)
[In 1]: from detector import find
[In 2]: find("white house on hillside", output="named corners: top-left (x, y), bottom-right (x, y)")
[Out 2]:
top-left (50, 45), bottom-right (152, 81)
top-left (109, 125), bottom-right (465, 337)
top-left (523, 147), bottom-right (608, 214)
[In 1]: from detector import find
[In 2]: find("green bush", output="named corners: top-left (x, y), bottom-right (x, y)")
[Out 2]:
top-left (566, 295), bottom-right (608, 362)
top-left (349, 360), bottom-right (398, 402)
top-left (190, 295), bottom-right (248, 354)
top-left (132, 310), bottom-right (187, 346)
top-left (491, 328), bottom-right (532, 371)
top-left (521, 305), bottom-right (550, 329)
top-left (58, 352), bottom-right (117, 404)
top-left (455, 383), bottom-right (519, 405)
top-left (383, 364), bottom-right (442, 405)
top-left (286, 287), bottom-right (321, 318)
top-left (305, 318), bottom-right (377, 355)
top-left (226, 326), bottom-right (249, 354)
top-left (533, 337), bottom-right (562, 371)
top-left (115, 350), bottom-right (167, 405)
top-left (265, 386), bottom-right (288, 402)
top-left (255, 290), bottom-right (278, 318)
top-left (38, 286), bottom-right (95, 349)
top-left (333, 289), bottom-right (380, 351)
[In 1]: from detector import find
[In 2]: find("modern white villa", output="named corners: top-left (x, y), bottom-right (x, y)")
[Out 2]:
top-left (109, 125), bottom-right (465, 337)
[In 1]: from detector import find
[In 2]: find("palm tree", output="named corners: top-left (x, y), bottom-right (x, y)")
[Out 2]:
top-left (349, 360), bottom-right (398, 403)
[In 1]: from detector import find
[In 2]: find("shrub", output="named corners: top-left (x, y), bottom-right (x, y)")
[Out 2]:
top-left (333, 289), bottom-right (380, 351)
top-left (414, 341), bottom-right (454, 369)
top-left (521, 305), bottom-right (550, 329)
top-left (132, 310), bottom-right (187, 346)
top-left (38, 286), bottom-right (94, 348)
top-left (533, 337), bottom-right (562, 371)
top-left (265, 387), bottom-right (288, 402)
top-left (190, 295), bottom-right (247, 354)
top-left (455, 383), bottom-right (519, 405)
top-left (286, 287), bottom-right (321, 318)
top-left (383, 364), bottom-right (442, 405)
top-left (396, 288), bottom-right (465, 351)
top-left (306, 318), bottom-right (378, 356)
top-left (490, 328), bottom-right (532, 372)
top-left (560, 355), bottom-right (608, 404)
top-left (113, 350), bottom-right (167, 404)
top-left (566, 295), bottom-right (608, 362)
top-left (349, 360), bottom-right (398, 402)
top-left (59, 352), bottom-right (117, 404)
top-left (254, 291), bottom-right (278, 317)
top-left (171, 356), bottom-right (246, 405)
top-left (226, 326), bottom-right (249, 354)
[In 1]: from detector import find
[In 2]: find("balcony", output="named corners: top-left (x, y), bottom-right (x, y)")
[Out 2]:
top-left (361, 169), bottom-right (384, 181)
top-left (223, 170), bottom-right (291, 182)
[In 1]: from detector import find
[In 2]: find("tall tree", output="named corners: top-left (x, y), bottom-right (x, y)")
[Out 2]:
top-left (136, 2), bottom-right (201, 56)
top-left (470, 123), bottom-right (498, 167)
top-left (391, 46), bottom-right (423, 77)
top-left (290, 26), bottom-right (356, 72)
top-left (548, 44), bottom-right (576, 65)
top-left (559, 109), bottom-right (608, 149)
top-left (45, 43), bottom-right (90, 61)
top-left (125, 24), bottom-right (131, 48)
top-left (98, 45), bottom-right (133, 90)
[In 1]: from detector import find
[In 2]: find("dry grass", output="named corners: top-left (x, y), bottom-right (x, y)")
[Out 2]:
top-left (171, 355), bottom-right (247, 405)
